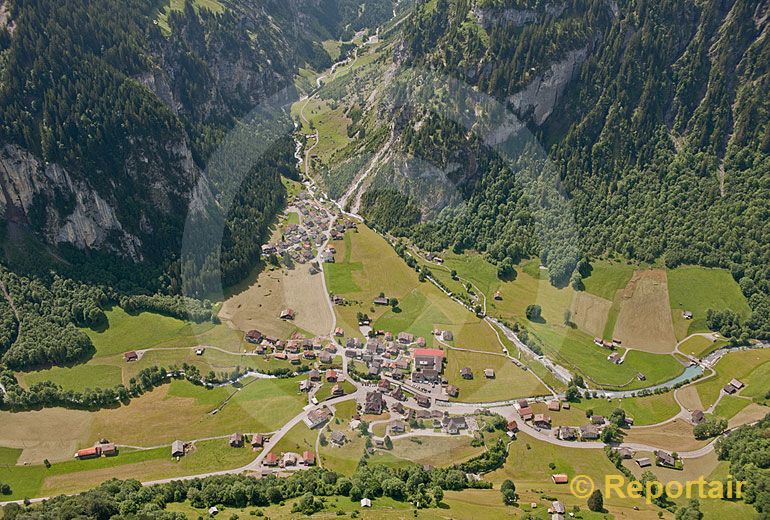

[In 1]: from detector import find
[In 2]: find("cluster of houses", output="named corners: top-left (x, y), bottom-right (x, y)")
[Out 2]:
top-left (512, 398), bottom-right (634, 442)
top-left (360, 388), bottom-right (477, 438)
top-left (592, 337), bottom-right (625, 365)
top-left (263, 450), bottom-right (316, 468)
top-left (74, 441), bottom-right (118, 459)
top-left (302, 368), bottom-right (348, 396)
top-left (342, 329), bottom-right (456, 389)
top-left (244, 329), bottom-right (337, 365)
top-left (260, 191), bottom-right (337, 265)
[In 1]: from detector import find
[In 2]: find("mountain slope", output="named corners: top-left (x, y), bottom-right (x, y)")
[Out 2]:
top-left (316, 0), bottom-right (770, 339)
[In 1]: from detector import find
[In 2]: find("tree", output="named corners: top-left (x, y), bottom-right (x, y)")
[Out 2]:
top-left (389, 298), bottom-right (399, 309)
top-left (525, 304), bottom-right (542, 321)
top-left (600, 425), bottom-right (619, 443)
top-left (587, 489), bottom-right (603, 512)
top-left (563, 309), bottom-right (572, 326)
top-left (384, 435), bottom-right (393, 449)
top-left (565, 383), bottom-right (581, 402)
top-left (500, 479), bottom-right (516, 505)
top-left (609, 408), bottom-right (627, 428)
top-left (676, 499), bottom-right (703, 520)
top-left (693, 416), bottom-right (727, 439)
top-left (432, 486), bottom-right (443, 505)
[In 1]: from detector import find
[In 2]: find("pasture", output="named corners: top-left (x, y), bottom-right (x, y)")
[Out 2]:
top-left (2, 439), bottom-right (253, 501)
top-left (575, 391), bottom-right (681, 426)
top-left (612, 269), bottom-right (678, 353)
top-left (569, 291), bottom-right (612, 338)
top-left (667, 266), bottom-right (750, 340)
top-left (488, 433), bottom-right (664, 518)
top-left (694, 348), bottom-right (770, 408)
top-left (326, 226), bottom-right (503, 354)
top-left (444, 349), bottom-right (548, 402)
top-left (219, 261), bottom-right (333, 339)
top-left (0, 377), bottom-right (307, 464)
top-left (581, 260), bottom-right (635, 300)
top-left (424, 251), bottom-right (683, 390)
top-left (386, 435), bottom-right (483, 467)
top-left (621, 419), bottom-right (710, 452)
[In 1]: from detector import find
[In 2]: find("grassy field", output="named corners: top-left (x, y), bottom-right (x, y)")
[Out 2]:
top-left (315, 380), bottom-right (356, 401)
top-left (678, 334), bottom-right (728, 358)
top-left (0, 446), bottom-right (22, 466)
top-left (712, 395), bottom-right (752, 420)
top-left (421, 250), bottom-right (684, 390)
top-left (668, 266), bottom-right (750, 340)
top-left (612, 270), bottom-right (678, 353)
top-left (445, 349), bottom-right (548, 401)
top-left (386, 435), bottom-right (483, 467)
top-left (574, 392), bottom-right (681, 426)
top-left (694, 348), bottom-right (770, 408)
top-left (0, 377), bottom-right (308, 464)
top-left (622, 419), bottom-right (710, 452)
top-left (1, 438), bottom-right (254, 501)
top-left (87, 307), bottom-right (242, 358)
top-left (270, 422), bottom-right (318, 459)
top-left (582, 260), bottom-right (635, 300)
top-left (488, 433), bottom-right (665, 518)
top-left (20, 363), bottom-right (123, 391)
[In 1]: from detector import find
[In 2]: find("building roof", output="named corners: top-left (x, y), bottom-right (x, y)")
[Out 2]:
top-left (412, 348), bottom-right (444, 358)
top-left (551, 474), bottom-right (568, 484)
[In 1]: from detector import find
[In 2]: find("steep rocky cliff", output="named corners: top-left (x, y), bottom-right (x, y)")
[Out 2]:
top-left (0, 0), bottom-right (394, 270)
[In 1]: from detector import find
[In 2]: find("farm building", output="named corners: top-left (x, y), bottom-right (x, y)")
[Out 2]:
top-left (551, 474), bottom-right (568, 484)
top-left (691, 410), bottom-right (705, 424)
top-left (547, 400), bottom-right (561, 411)
top-left (533, 414), bottom-right (551, 428)
top-left (171, 440), bottom-right (185, 458)
top-left (519, 406), bottom-right (534, 420)
top-left (655, 450), bottom-right (677, 467)
top-left (245, 330), bottom-right (264, 344)
top-left (460, 367), bottom-right (473, 379)
top-left (373, 296), bottom-right (389, 305)
top-left (251, 434), bottom-right (264, 448)
top-left (280, 308), bottom-right (296, 320)
top-left (229, 433), bottom-right (244, 447)
top-left (484, 368), bottom-right (495, 378)
top-left (124, 351), bottom-right (138, 362)
top-left (636, 457), bottom-right (652, 467)
top-left (446, 385), bottom-right (459, 397)
top-left (74, 446), bottom-right (100, 459)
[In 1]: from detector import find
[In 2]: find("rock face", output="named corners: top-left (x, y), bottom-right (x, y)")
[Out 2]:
top-left (0, 144), bottom-right (143, 258)
top-left (508, 47), bottom-right (588, 126)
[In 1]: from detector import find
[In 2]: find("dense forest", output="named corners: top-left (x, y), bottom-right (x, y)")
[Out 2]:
top-left (716, 412), bottom-right (770, 515)
top-left (357, 0), bottom-right (770, 339)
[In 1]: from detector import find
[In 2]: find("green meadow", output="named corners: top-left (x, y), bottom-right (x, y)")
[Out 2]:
top-left (668, 266), bottom-right (750, 339)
